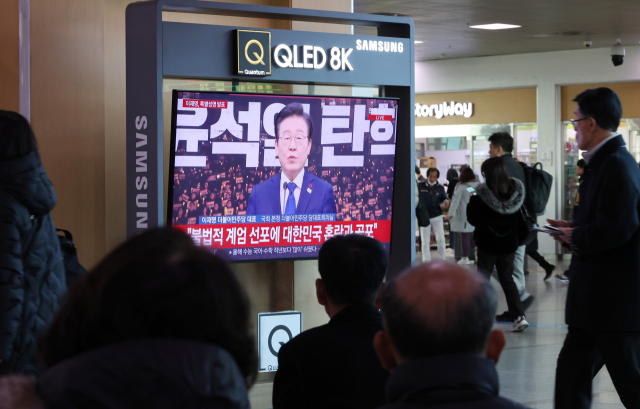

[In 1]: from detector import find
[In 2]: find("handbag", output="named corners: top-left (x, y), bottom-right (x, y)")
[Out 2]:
top-left (518, 204), bottom-right (538, 246)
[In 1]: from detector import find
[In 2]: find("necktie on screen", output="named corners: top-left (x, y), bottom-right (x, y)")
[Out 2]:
top-left (285, 182), bottom-right (297, 215)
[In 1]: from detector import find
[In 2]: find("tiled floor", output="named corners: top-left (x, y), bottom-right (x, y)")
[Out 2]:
top-left (248, 250), bottom-right (625, 409)
top-left (494, 259), bottom-right (623, 408)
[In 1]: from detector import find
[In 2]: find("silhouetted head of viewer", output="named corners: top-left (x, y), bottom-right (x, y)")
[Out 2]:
top-left (0, 111), bottom-right (67, 376)
top-left (375, 261), bottom-right (503, 369)
top-left (372, 262), bottom-right (529, 408)
top-left (0, 110), bottom-right (38, 161)
top-left (316, 234), bottom-right (388, 317)
top-left (274, 102), bottom-right (313, 182)
top-left (35, 228), bottom-right (257, 408)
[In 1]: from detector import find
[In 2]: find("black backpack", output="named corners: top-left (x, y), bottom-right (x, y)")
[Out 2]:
top-left (519, 162), bottom-right (553, 216)
top-left (56, 229), bottom-right (88, 285)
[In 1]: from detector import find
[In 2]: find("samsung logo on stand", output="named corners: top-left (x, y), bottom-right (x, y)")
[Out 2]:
top-left (415, 102), bottom-right (473, 119)
top-left (356, 39), bottom-right (404, 53)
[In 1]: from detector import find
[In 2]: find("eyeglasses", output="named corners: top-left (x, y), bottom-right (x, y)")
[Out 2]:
top-left (279, 134), bottom-right (309, 146)
top-left (570, 117), bottom-right (590, 125)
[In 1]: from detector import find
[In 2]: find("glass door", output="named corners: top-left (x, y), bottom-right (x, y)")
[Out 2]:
top-left (514, 124), bottom-right (538, 164)
top-left (471, 136), bottom-right (490, 182)
top-left (561, 123), bottom-right (581, 222)
top-left (630, 130), bottom-right (640, 162)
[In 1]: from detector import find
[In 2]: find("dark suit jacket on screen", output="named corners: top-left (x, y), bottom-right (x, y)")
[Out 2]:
top-left (246, 171), bottom-right (336, 216)
top-left (272, 304), bottom-right (389, 409)
top-left (566, 135), bottom-right (640, 330)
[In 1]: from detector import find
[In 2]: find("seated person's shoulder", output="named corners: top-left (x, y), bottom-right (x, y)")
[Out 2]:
top-left (278, 324), bottom-right (330, 356)
top-left (495, 397), bottom-right (532, 409)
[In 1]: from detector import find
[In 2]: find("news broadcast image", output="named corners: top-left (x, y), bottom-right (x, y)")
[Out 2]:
top-left (170, 91), bottom-right (398, 261)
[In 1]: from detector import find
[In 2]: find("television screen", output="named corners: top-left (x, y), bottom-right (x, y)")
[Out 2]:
top-left (168, 90), bottom-right (398, 261)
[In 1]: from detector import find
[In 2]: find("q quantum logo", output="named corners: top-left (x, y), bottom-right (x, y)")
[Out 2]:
top-left (237, 30), bottom-right (271, 76)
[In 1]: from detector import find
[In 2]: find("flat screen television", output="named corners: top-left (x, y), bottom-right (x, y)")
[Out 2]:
top-left (168, 90), bottom-right (398, 261)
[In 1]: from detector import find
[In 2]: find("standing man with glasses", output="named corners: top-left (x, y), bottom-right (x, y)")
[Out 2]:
top-left (547, 88), bottom-right (640, 408)
top-left (247, 102), bottom-right (336, 216)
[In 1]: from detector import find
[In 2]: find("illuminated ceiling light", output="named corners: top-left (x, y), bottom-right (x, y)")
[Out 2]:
top-left (470, 23), bottom-right (521, 30)
top-left (414, 41), bottom-right (423, 44)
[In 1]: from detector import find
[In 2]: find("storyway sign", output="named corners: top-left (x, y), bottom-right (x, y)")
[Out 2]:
top-left (258, 311), bottom-right (302, 372)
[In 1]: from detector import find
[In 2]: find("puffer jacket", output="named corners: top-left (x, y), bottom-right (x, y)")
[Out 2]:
top-left (0, 150), bottom-right (66, 375)
top-left (37, 339), bottom-right (251, 409)
top-left (466, 178), bottom-right (525, 255)
top-left (448, 181), bottom-right (480, 233)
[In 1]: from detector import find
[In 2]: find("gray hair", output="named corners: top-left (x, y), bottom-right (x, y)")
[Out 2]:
top-left (380, 271), bottom-right (497, 360)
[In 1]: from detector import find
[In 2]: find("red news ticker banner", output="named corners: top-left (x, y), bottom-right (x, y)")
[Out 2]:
top-left (368, 115), bottom-right (393, 121)
top-left (183, 99), bottom-right (228, 109)
top-left (174, 220), bottom-right (391, 249)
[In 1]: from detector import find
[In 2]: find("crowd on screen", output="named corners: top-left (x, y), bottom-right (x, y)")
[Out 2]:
top-left (3, 87), bottom-right (640, 409)
top-left (172, 138), bottom-right (395, 225)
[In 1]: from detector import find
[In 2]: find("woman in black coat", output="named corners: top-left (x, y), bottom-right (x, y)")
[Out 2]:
top-left (0, 111), bottom-right (66, 375)
top-left (467, 157), bottom-right (528, 332)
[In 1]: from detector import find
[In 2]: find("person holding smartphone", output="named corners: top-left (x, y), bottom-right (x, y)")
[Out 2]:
top-left (446, 167), bottom-right (479, 265)
top-left (549, 88), bottom-right (640, 408)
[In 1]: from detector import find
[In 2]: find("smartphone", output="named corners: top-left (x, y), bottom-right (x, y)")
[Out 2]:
top-left (534, 226), bottom-right (563, 235)
top-left (467, 187), bottom-right (476, 195)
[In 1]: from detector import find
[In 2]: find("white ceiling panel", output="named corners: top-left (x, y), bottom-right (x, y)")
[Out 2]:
top-left (354, 0), bottom-right (640, 61)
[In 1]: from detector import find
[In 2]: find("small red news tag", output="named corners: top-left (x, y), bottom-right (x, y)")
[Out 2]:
top-left (183, 99), bottom-right (228, 109)
top-left (368, 115), bottom-right (392, 121)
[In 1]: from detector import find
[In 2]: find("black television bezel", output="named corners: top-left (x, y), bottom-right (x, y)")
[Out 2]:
top-left (167, 89), bottom-right (399, 263)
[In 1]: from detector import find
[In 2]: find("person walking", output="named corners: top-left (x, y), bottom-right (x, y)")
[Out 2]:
top-left (0, 111), bottom-right (66, 375)
top-left (417, 168), bottom-right (449, 261)
top-left (467, 157), bottom-right (528, 332)
top-left (488, 132), bottom-right (535, 312)
top-left (549, 87), bottom-right (640, 408)
top-left (446, 167), bottom-right (479, 265)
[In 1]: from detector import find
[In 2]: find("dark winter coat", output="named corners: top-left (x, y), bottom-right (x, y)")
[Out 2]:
top-left (502, 154), bottom-right (525, 186)
top-left (37, 339), bottom-right (251, 409)
top-left (567, 135), bottom-right (640, 330)
top-left (377, 354), bottom-right (530, 409)
top-left (273, 304), bottom-right (389, 409)
top-left (417, 182), bottom-right (447, 218)
top-left (0, 151), bottom-right (66, 375)
top-left (466, 179), bottom-right (525, 255)
top-left (415, 177), bottom-right (430, 227)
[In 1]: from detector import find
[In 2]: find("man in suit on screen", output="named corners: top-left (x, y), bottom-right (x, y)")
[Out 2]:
top-left (247, 102), bottom-right (336, 216)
